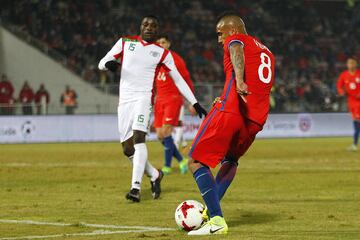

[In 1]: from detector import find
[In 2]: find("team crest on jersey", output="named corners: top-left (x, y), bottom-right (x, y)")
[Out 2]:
top-left (150, 51), bottom-right (160, 58)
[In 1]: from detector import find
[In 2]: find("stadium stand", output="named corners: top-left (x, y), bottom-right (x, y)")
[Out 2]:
top-left (1, 0), bottom-right (359, 113)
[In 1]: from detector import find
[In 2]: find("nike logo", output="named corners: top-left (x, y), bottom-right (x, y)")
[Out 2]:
top-left (210, 227), bottom-right (224, 234)
top-left (201, 188), bottom-right (212, 196)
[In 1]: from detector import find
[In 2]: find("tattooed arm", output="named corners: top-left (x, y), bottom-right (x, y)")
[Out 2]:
top-left (229, 42), bottom-right (249, 102)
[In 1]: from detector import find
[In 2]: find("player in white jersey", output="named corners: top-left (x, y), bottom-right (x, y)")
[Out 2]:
top-left (98, 15), bottom-right (207, 202)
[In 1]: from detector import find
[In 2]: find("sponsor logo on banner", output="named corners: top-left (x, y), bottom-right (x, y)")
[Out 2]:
top-left (0, 127), bottom-right (16, 136)
top-left (298, 114), bottom-right (312, 132)
top-left (262, 120), bottom-right (296, 131)
top-left (0, 113), bottom-right (354, 143)
top-left (21, 120), bottom-right (36, 138)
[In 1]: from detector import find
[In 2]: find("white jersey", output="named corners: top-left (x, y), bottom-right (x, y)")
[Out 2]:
top-left (98, 35), bottom-right (197, 104)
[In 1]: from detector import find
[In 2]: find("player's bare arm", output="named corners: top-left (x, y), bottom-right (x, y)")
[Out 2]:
top-left (229, 42), bottom-right (249, 101)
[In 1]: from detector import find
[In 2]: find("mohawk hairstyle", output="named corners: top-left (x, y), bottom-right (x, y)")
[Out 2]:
top-left (216, 11), bottom-right (241, 23)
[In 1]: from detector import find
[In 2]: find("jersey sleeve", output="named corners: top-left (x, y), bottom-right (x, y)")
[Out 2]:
top-left (224, 34), bottom-right (245, 52)
top-left (98, 38), bottom-right (123, 70)
top-left (162, 52), bottom-right (197, 105)
top-left (336, 72), bottom-right (345, 96)
top-left (184, 72), bottom-right (195, 93)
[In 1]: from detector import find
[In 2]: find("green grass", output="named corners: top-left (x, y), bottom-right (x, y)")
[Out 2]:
top-left (0, 138), bottom-right (360, 240)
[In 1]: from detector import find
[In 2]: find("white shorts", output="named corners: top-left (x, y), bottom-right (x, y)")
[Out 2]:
top-left (117, 96), bottom-right (152, 142)
top-left (178, 105), bottom-right (185, 122)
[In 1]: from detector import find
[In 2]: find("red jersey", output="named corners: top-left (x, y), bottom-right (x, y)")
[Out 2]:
top-left (0, 80), bottom-right (14, 104)
top-left (19, 87), bottom-right (34, 103)
top-left (35, 90), bottom-right (50, 104)
top-left (214, 34), bottom-right (275, 126)
top-left (156, 51), bottom-right (194, 99)
top-left (336, 70), bottom-right (360, 107)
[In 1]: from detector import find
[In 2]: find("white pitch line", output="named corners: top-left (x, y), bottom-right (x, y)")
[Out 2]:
top-left (0, 219), bottom-right (174, 240)
top-left (0, 229), bottom-right (152, 240)
top-left (0, 219), bottom-right (173, 231)
top-left (0, 220), bottom-right (70, 227)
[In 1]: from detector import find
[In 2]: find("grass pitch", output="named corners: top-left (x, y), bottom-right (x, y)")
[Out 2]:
top-left (0, 138), bottom-right (360, 240)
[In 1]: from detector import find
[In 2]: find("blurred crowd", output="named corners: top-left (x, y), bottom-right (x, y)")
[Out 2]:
top-left (0, 74), bottom-right (50, 115)
top-left (0, 74), bottom-right (78, 115)
top-left (1, 0), bottom-right (359, 112)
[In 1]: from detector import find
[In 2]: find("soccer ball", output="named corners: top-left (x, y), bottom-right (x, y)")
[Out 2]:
top-left (174, 200), bottom-right (204, 231)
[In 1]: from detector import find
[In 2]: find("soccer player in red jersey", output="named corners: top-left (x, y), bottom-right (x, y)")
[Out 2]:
top-left (154, 35), bottom-right (195, 175)
top-left (187, 13), bottom-right (275, 235)
top-left (337, 56), bottom-right (360, 151)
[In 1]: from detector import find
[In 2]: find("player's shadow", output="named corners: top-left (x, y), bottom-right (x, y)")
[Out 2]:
top-left (227, 210), bottom-right (279, 227)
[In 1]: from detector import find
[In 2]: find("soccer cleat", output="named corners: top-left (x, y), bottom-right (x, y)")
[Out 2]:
top-left (125, 188), bottom-right (140, 202)
top-left (150, 169), bottom-right (164, 199)
top-left (179, 158), bottom-right (189, 174)
top-left (188, 216), bottom-right (228, 235)
top-left (347, 144), bottom-right (358, 151)
top-left (161, 166), bottom-right (172, 175)
top-left (202, 207), bottom-right (210, 222)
